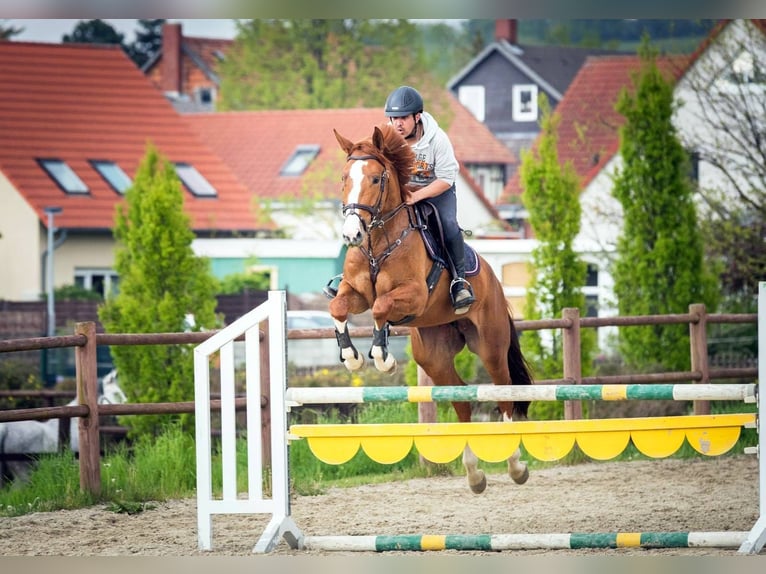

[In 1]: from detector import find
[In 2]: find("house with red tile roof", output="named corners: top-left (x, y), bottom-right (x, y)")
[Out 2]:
top-left (143, 22), bottom-right (232, 112)
top-left (495, 19), bottom-right (766, 325)
top-left (0, 41), bottom-right (271, 303)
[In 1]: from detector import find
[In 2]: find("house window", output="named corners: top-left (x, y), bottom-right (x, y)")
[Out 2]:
top-left (502, 261), bottom-right (531, 288)
top-left (512, 84), bottom-right (538, 122)
top-left (688, 150), bottom-right (700, 184)
top-left (585, 294), bottom-right (599, 318)
top-left (174, 163), bottom-right (218, 197)
top-left (727, 50), bottom-right (766, 85)
top-left (38, 159), bottom-right (89, 194)
top-left (280, 145), bottom-right (320, 176)
top-left (458, 85), bottom-right (485, 122)
top-left (585, 263), bottom-right (599, 287)
top-left (90, 160), bottom-right (132, 194)
top-left (75, 269), bottom-right (119, 298)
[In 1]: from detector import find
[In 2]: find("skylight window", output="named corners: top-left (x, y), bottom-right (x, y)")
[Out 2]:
top-left (37, 159), bottom-right (89, 194)
top-left (174, 163), bottom-right (218, 197)
top-left (90, 160), bottom-right (132, 194)
top-left (280, 145), bottom-right (320, 176)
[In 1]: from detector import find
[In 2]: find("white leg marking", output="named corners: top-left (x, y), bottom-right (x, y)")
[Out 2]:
top-left (463, 445), bottom-right (486, 494)
top-left (370, 345), bottom-right (397, 373)
top-left (334, 318), bottom-right (364, 371)
top-left (504, 412), bottom-right (529, 484)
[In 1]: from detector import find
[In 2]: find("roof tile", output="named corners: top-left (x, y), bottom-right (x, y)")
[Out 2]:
top-left (0, 41), bottom-right (269, 233)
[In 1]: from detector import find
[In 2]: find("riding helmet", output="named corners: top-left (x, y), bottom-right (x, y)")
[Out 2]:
top-left (384, 86), bottom-right (424, 117)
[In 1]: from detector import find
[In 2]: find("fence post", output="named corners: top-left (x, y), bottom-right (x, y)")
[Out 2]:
top-left (75, 321), bottom-right (100, 496)
top-left (689, 303), bottom-right (710, 415)
top-left (562, 307), bottom-right (582, 420)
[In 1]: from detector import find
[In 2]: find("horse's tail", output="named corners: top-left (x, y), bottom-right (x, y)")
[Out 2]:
top-left (507, 314), bottom-right (533, 420)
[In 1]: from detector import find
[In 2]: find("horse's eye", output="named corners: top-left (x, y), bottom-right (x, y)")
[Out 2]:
top-left (371, 176), bottom-right (380, 184)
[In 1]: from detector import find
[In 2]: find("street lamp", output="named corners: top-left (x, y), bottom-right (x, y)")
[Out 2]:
top-left (44, 206), bottom-right (62, 337)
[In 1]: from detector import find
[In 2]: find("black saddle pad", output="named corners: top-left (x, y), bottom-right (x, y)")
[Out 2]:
top-left (417, 205), bottom-right (479, 277)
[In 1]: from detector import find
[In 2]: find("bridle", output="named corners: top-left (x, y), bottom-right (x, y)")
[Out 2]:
top-left (342, 153), bottom-right (423, 284)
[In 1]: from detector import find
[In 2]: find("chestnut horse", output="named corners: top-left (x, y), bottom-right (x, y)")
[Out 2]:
top-left (329, 124), bottom-right (534, 494)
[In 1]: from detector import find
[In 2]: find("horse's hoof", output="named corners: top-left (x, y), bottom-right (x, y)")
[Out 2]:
top-left (511, 466), bottom-right (529, 485)
top-left (468, 471), bottom-right (487, 494)
top-left (341, 348), bottom-right (365, 371)
top-left (375, 355), bottom-right (397, 374)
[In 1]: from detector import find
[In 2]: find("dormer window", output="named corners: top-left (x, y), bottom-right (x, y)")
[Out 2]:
top-left (37, 158), bottom-right (89, 194)
top-left (195, 86), bottom-right (215, 106)
top-left (174, 163), bottom-right (217, 197)
top-left (90, 160), bottom-right (132, 194)
top-left (280, 145), bottom-right (320, 176)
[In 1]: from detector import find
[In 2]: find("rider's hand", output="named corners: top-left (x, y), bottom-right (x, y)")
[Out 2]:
top-left (404, 187), bottom-right (420, 205)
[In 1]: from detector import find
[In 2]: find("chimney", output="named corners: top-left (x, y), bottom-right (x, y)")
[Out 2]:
top-left (495, 19), bottom-right (518, 45)
top-left (161, 22), bottom-right (182, 95)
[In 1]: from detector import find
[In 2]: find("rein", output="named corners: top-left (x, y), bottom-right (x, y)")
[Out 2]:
top-left (343, 153), bottom-right (424, 285)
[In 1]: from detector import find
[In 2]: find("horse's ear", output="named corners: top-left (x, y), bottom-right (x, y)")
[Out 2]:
top-left (372, 126), bottom-right (385, 152)
top-left (334, 129), bottom-right (354, 155)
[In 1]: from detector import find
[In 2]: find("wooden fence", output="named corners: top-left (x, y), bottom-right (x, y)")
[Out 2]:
top-left (0, 303), bottom-right (757, 497)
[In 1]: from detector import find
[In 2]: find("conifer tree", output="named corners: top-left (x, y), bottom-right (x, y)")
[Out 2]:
top-left (612, 39), bottom-right (717, 372)
top-left (99, 144), bottom-right (219, 436)
top-left (519, 95), bottom-right (595, 412)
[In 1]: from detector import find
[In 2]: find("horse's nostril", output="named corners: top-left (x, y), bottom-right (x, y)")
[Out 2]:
top-left (345, 233), bottom-right (362, 247)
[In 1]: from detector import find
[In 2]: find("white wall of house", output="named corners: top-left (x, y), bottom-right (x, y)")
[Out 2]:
top-left (54, 236), bottom-right (117, 293)
top-left (0, 178), bottom-right (42, 300)
top-left (577, 156), bottom-right (623, 256)
top-left (674, 19), bottom-right (766, 215)
top-left (455, 174), bottom-right (505, 235)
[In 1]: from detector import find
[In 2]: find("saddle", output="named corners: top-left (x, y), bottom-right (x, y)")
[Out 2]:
top-left (323, 201), bottom-right (480, 322)
top-left (415, 200), bottom-right (480, 281)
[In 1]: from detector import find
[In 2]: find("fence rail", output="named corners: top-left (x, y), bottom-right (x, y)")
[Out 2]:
top-left (0, 302), bottom-right (758, 497)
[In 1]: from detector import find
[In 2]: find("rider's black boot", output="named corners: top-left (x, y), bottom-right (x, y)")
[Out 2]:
top-left (445, 235), bottom-right (475, 314)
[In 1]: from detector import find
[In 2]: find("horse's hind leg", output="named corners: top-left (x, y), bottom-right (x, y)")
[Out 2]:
top-left (502, 412), bottom-right (529, 485)
top-left (462, 313), bottom-right (530, 486)
top-left (412, 325), bottom-right (487, 494)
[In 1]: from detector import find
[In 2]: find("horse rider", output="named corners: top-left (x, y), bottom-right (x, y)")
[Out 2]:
top-left (384, 85), bottom-right (476, 314)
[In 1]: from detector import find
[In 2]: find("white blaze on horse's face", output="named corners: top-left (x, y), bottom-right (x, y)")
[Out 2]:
top-left (341, 159), bottom-right (367, 247)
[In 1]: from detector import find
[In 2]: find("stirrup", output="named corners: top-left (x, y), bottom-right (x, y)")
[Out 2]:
top-left (450, 277), bottom-right (475, 311)
top-left (323, 274), bottom-right (343, 300)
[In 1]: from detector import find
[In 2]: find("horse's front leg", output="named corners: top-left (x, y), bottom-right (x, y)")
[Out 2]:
top-left (329, 283), bottom-right (368, 372)
top-left (369, 322), bottom-right (396, 373)
top-left (368, 284), bottom-right (426, 374)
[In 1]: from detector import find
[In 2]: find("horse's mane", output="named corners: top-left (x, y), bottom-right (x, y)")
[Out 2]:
top-left (350, 123), bottom-right (414, 195)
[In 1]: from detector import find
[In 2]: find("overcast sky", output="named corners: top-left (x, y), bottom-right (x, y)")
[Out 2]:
top-left (9, 19), bottom-right (240, 43)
